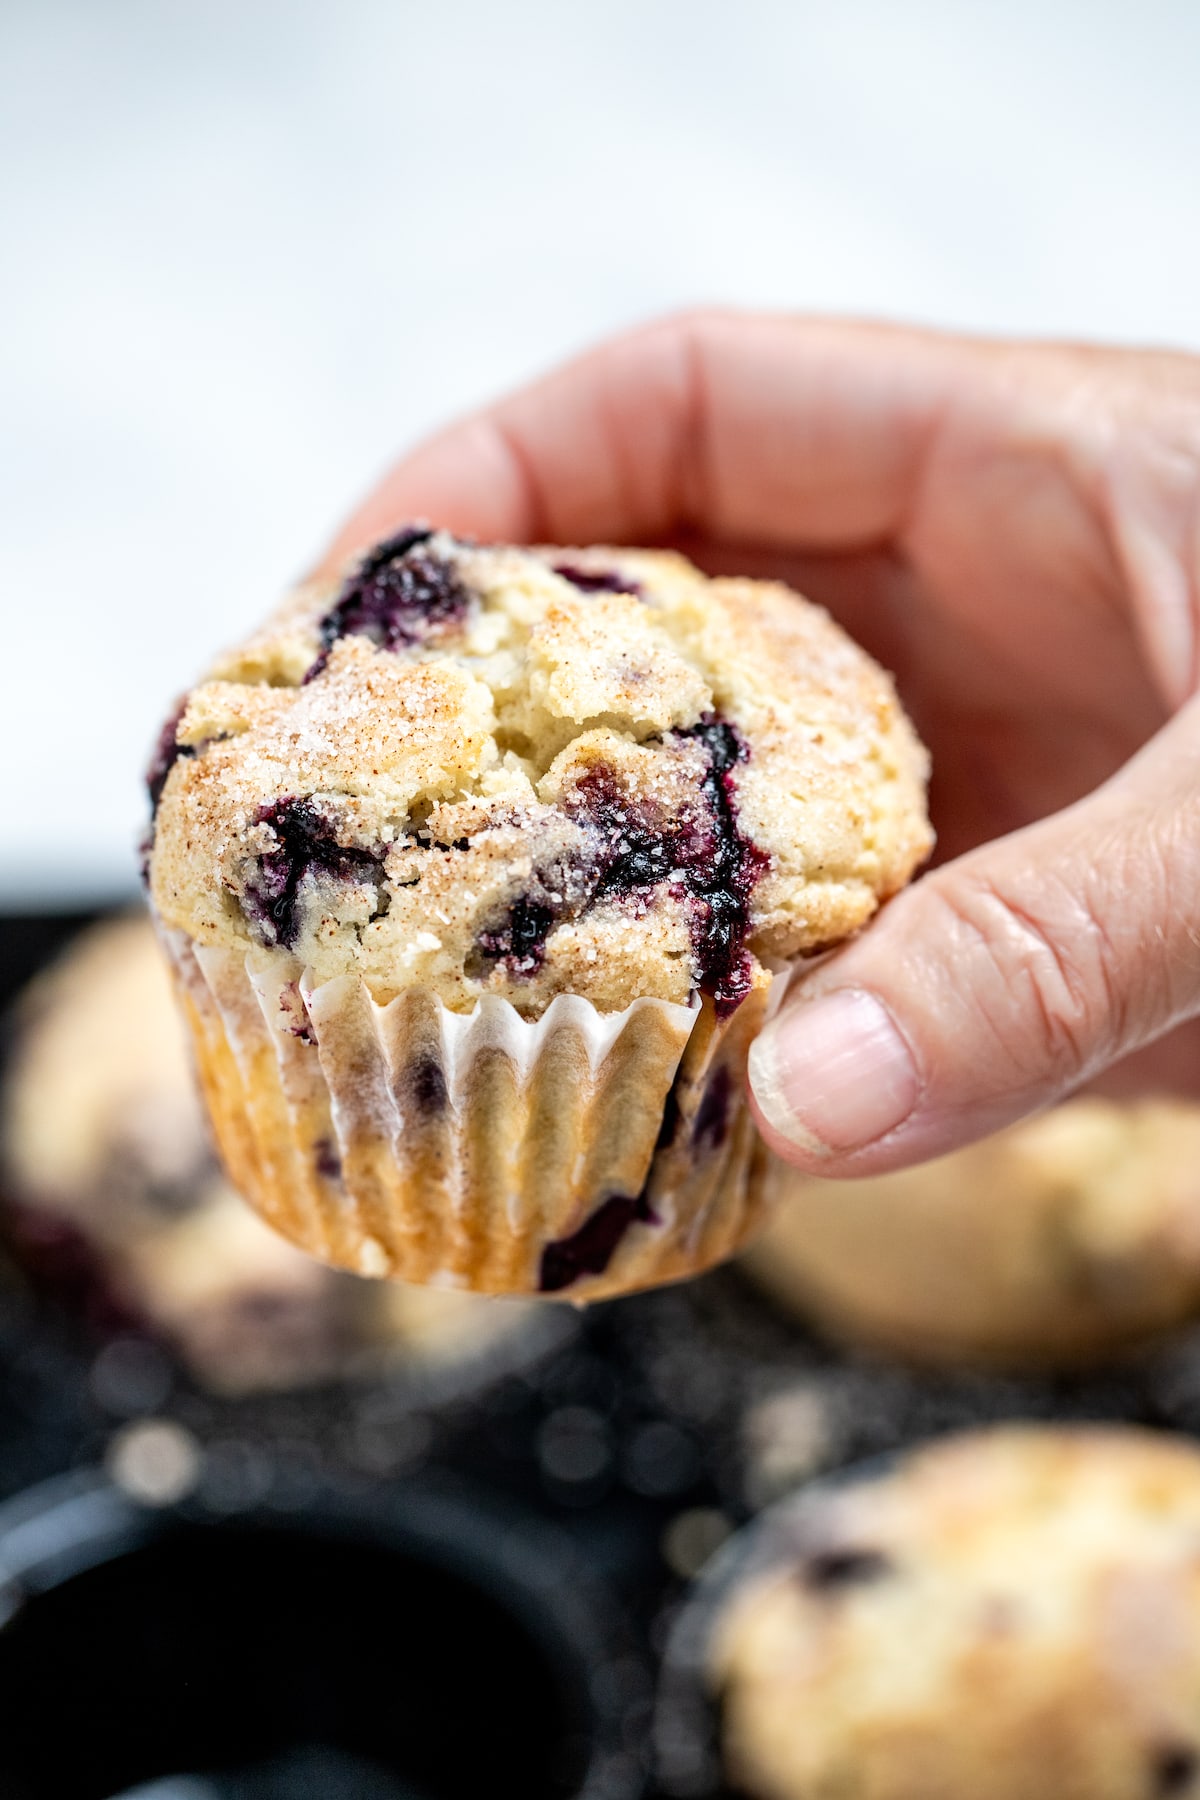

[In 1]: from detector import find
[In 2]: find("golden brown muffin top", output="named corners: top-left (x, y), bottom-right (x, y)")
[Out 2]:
top-left (713, 1426), bottom-right (1200, 1800)
top-left (147, 531), bottom-right (931, 1017)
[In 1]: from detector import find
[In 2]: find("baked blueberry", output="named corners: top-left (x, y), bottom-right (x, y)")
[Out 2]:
top-left (318, 526), bottom-right (471, 651)
top-left (539, 1191), bottom-right (657, 1293)
top-left (241, 797), bottom-right (384, 951)
top-left (551, 559), bottom-right (642, 596)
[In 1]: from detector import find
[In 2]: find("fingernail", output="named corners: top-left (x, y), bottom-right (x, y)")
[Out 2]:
top-left (749, 989), bottom-right (919, 1155)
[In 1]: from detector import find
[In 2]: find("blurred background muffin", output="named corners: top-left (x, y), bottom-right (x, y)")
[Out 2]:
top-left (1, 913), bottom-right (552, 1397)
top-left (741, 1100), bottom-right (1200, 1371)
top-left (698, 1426), bottom-right (1200, 1800)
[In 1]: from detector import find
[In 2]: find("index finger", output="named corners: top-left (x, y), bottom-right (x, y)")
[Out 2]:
top-left (318, 310), bottom-right (960, 572)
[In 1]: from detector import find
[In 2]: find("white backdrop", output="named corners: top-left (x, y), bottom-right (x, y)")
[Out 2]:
top-left (4, 0), bottom-right (1199, 901)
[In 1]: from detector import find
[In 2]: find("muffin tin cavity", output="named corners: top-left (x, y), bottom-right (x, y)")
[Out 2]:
top-left (0, 1474), bottom-right (637, 1800)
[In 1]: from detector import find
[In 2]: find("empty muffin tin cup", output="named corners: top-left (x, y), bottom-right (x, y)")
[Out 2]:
top-left (0, 1467), bottom-right (648, 1800)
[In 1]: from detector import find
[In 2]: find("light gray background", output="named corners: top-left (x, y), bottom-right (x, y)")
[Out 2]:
top-left (4, 0), bottom-right (1199, 902)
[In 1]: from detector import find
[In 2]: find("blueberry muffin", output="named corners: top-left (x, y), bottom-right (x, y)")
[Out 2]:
top-left (2, 914), bottom-right (548, 1394)
top-left (743, 1099), bottom-right (1200, 1370)
top-left (709, 1427), bottom-right (1200, 1800)
top-left (146, 529), bottom-right (931, 1298)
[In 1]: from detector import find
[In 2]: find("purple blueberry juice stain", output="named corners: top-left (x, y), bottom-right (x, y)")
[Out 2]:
top-left (403, 1053), bottom-right (449, 1116)
top-left (655, 1077), bottom-right (683, 1152)
top-left (551, 561), bottom-right (642, 597)
top-left (586, 785), bottom-right (679, 899)
top-left (307, 526), bottom-right (472, 677)
top-left (801, 1547), bottom-right (895, 1592)
top-left (313, 1138), bottom-right (342, 1181)
top-left (576, 716), bottom-right (766, 1016)
top-left (140, 700), bottom-right (199, 885)
top-left (676, 717), bottom-right (770, 1016)
top-left (280, 980), bottom-right (316, 1046)
top-left (145, 700), bottom-right (195, 816)
top-left (473, 712), bottom-right (766, 1012)
top-left (241, 797), bottom-right (384, 950)
top-left (539, 1191), bottom-right (658, 1294)
top-left (691, 1064), bottom-right (733, 1154)
top-left (476, 897), bottom-right (557, 979)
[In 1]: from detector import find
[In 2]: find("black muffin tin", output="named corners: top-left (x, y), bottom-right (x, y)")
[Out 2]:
top-left (0, 1467), bottom-right (640, 1799)
top-left (7, 911), bottom-right (1200, 1799)
top-left (0, 911), bottom-right (727, 1800)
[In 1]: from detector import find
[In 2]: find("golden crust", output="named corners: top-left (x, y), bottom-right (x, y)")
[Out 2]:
top-left (745, 1098), bottom-right (1200, 1369)
top-left (148, 536), bottom-right (932, 1018)
top-left (713, 1426), bottom-right (1200, 1800)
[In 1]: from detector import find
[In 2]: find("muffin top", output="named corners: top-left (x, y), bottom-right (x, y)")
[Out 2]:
top-left (146, 530), bottom-right (931, 1018)
top-left (745, 1097), bottom-right (1200, 1369)
top-left (711, 1426), bottom-right (1200, 1800)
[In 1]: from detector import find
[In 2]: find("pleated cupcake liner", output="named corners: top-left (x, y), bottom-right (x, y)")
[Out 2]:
top-left (158, 924), bottom-right (784, 1301)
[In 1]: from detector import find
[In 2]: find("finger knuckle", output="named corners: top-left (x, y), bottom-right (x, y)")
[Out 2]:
top-left (930, 869), bottom-right (1122, 1079)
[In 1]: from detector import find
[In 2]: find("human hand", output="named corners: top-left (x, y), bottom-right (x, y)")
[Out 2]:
top-left (320, 312), bottom-right (1200, 1177)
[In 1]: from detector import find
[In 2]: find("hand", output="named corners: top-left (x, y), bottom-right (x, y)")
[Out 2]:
top-left (320, 311), bottom-right (1200, 1177)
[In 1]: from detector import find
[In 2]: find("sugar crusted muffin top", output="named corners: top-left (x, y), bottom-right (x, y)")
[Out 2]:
top-left (711, 1427), bottom-right (1200, 1800)
top-left (147, 530), bottom-right (931, 1018)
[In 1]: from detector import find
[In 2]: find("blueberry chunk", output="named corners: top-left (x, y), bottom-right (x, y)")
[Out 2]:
top-left (551, 560), bottom-right (642, 597)
top-left (676, 716), bottom-right (770, 1016)
top-left (145, 700), bottom-right (194, 816)
top-left (476, 897), bottom-right (558, 978)
top-left (309, 526), bottom-right (472, 675)
top-left (403, 1053), bottom-right (449, 1116)
top-left (574, 718), bottom-right (766, 1015)
top-left (539, 1191), bottom-right (658, 1293)
top-left (473, 710), bottom-right (767, 1014)
top-left (582, 716), bottom-right (767, 1015)
top-left (242, 797), bottom-right (384, 950)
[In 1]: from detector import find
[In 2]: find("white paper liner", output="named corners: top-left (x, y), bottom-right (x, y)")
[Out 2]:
top-left (158, 924), bottom-right (782, 1300)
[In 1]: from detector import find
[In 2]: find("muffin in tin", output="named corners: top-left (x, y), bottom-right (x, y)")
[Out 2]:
top-left (2, 913), bottom-right (549, 1396)
top-left (682, 1426), bottom-right (1200, 1800)
top-left (742, 1098), bottom-right (1200, 1370)
top-left (146, 529), bottom-right (931, 1299)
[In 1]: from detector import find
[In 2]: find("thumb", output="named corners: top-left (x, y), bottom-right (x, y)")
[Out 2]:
top-left (748, 701), bottom-right (1200, 1176)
